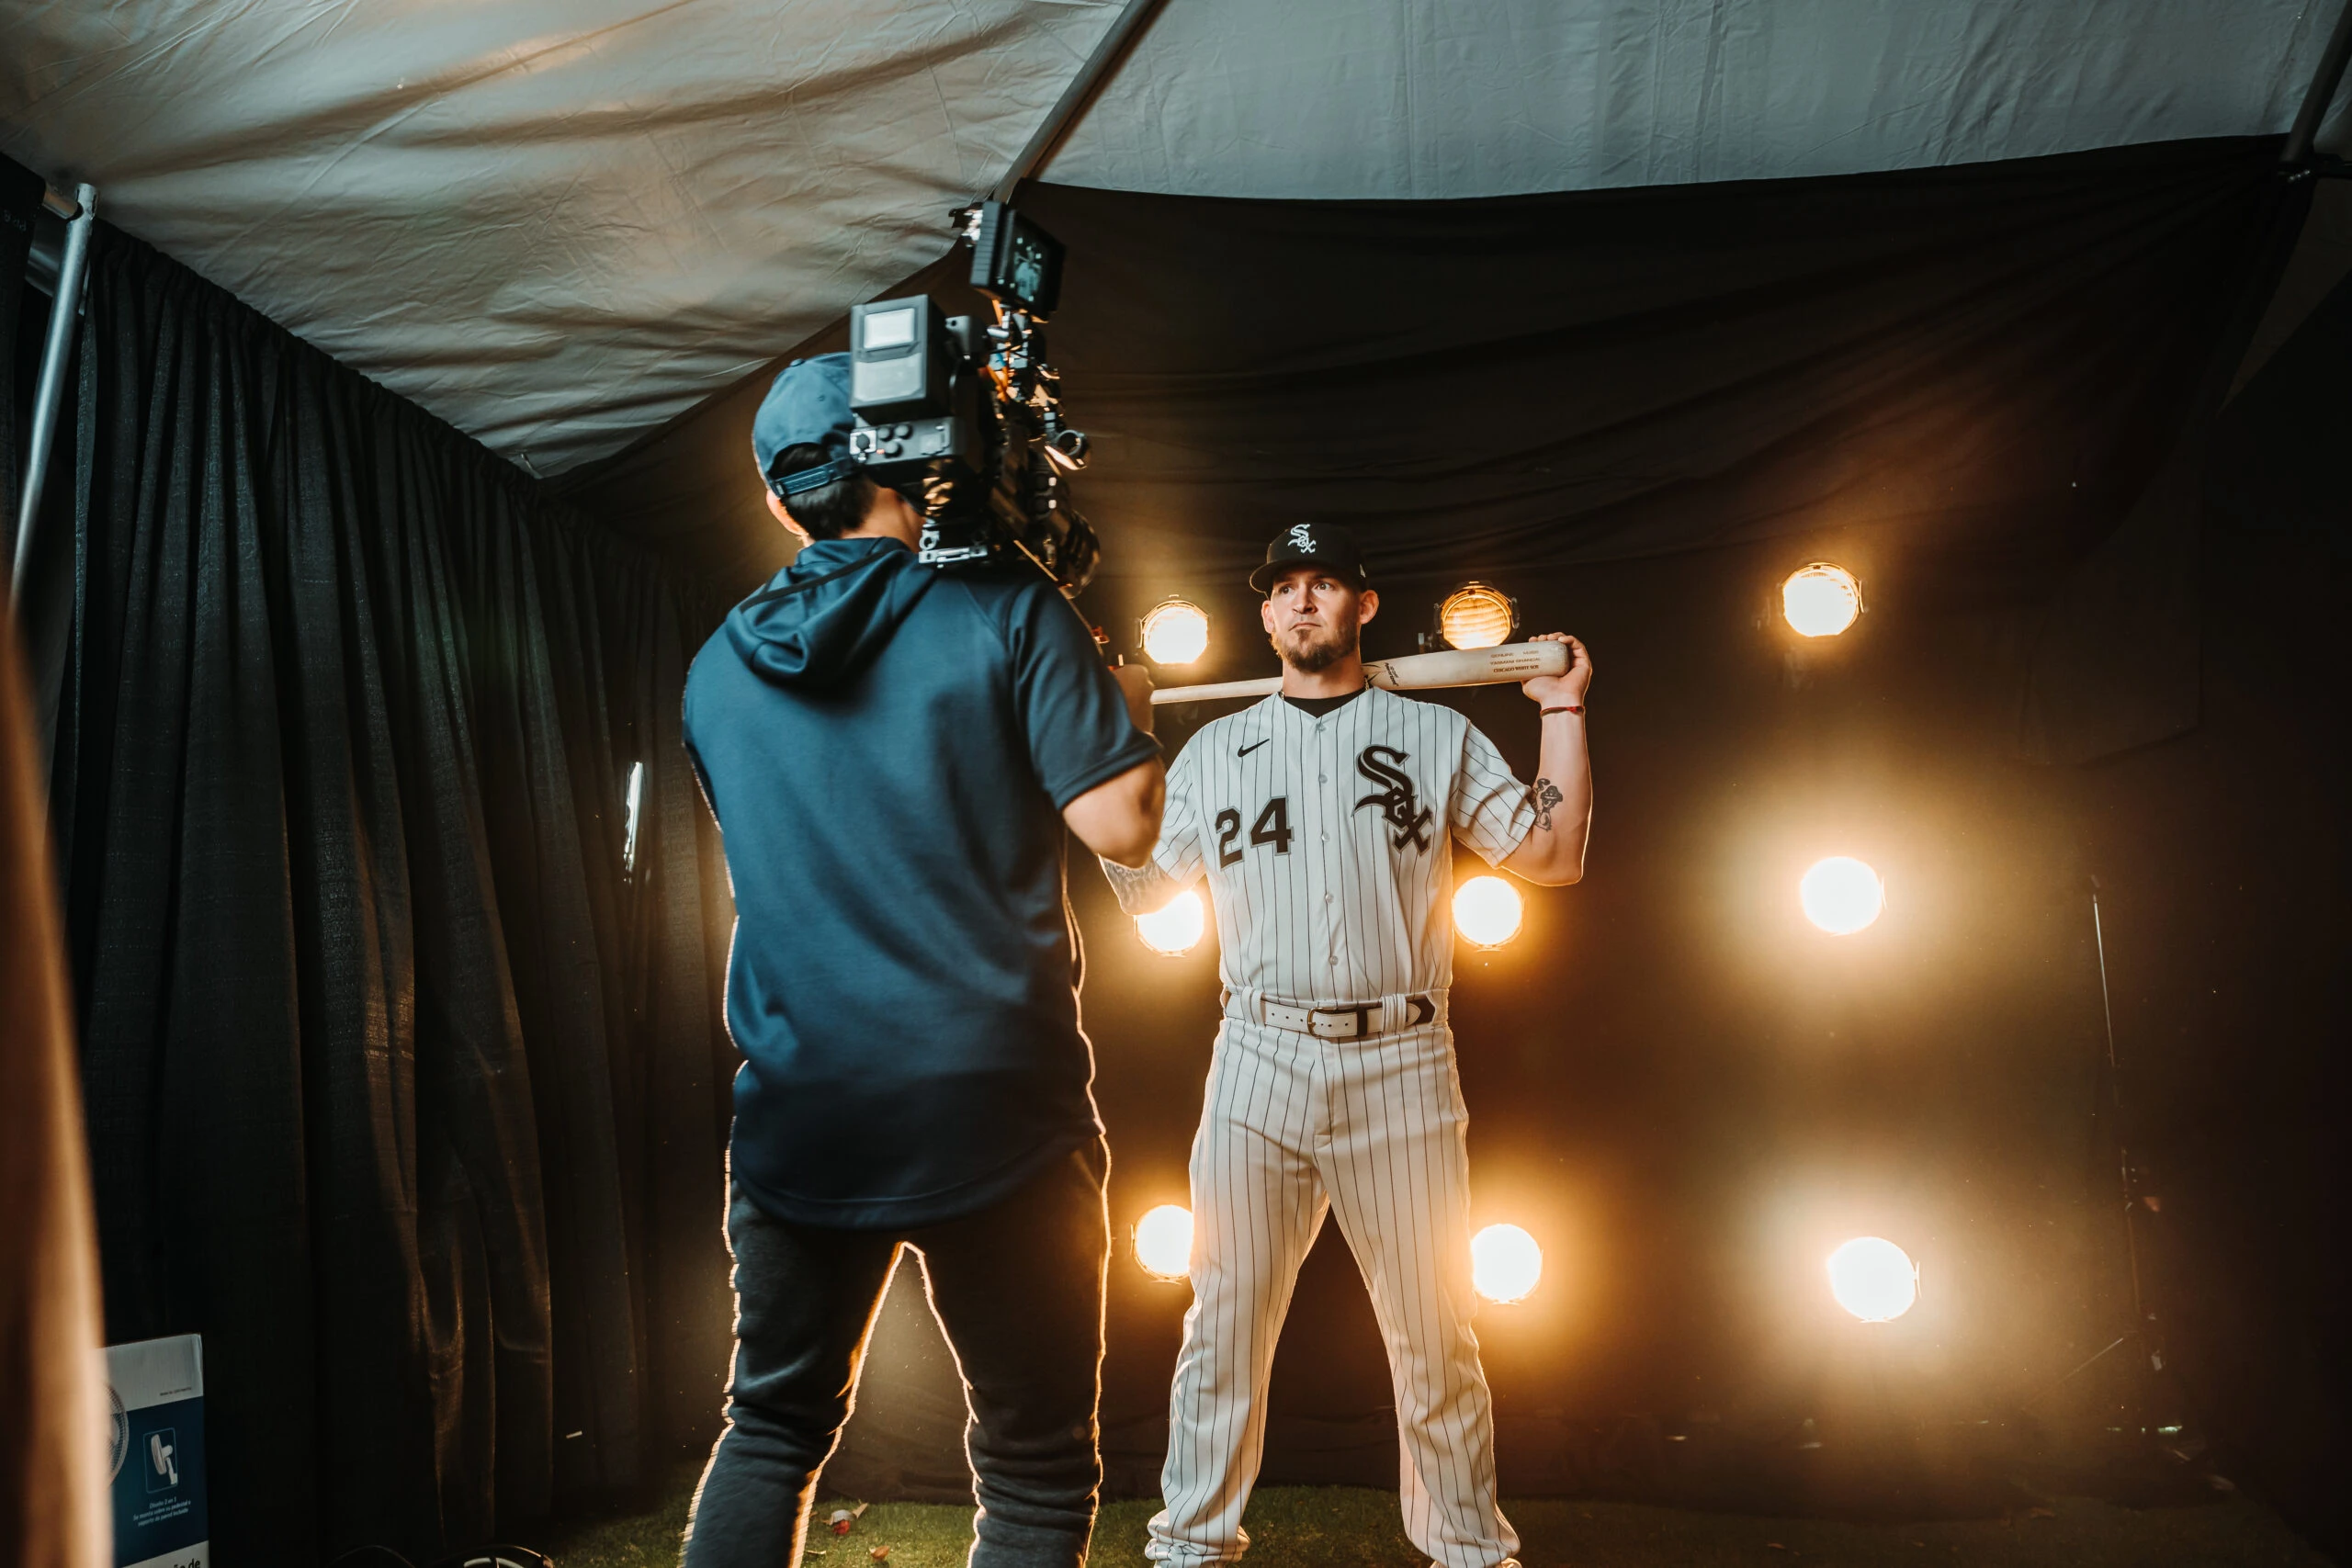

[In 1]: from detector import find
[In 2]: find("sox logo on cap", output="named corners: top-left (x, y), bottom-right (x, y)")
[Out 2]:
top-left (1102, 684), bottom-right (1536, 1568)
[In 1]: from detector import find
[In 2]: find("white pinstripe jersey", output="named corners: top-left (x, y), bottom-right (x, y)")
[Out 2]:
top-left (1104, 686), bottom-right (1535, 1006)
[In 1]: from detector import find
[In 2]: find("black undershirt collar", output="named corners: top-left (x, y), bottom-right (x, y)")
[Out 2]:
top-left (1281, 686), bottom-right (1367, 717)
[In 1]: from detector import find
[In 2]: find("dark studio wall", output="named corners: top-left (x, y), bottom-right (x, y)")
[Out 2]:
top-left (2, 156), bottom-right (741, 1566)
top-left (2061, 267), bottom-right (2352, 1555)
top-left (568, 138), bottom-right (2352, 1551)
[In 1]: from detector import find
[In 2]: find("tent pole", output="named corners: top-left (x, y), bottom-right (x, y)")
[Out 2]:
top-left (2284, 0), bottom-right (2352, 166)
top-left (990, 0), bottom-right (1173, 202)
top-left (12, 182), bottom-right (96, 604)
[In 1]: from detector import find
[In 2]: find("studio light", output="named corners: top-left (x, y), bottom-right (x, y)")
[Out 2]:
top-left (1135, 1204), bottom-right (1193, 1281)
top-left (1781, 562), bottom-right (1863, 637)
top-left (1136, 889), bottom-right (1206, 955)
top-left (1453, 875), bottom-right (1524, 948)
top-left (1471, 1224), bottom-right (1544, 1304)
top-left (1826, 1236), bottom-right (1918, 1322)
top-left (1438, 583), bottom-right (1517, 650)
top-left (1140, 598), bottom-right (1210, 666)
top-left (1799, 856), bottom-right (1884, 935)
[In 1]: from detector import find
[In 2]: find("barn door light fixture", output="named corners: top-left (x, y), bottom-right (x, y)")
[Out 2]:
top-left (1437, 583), bottom-right (1518, 650)
top-left (1780, 563), bottom-right (1863, 638)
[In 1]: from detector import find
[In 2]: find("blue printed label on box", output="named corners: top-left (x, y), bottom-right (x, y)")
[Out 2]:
top-left (107, 1335), bottom-right (208, 1568)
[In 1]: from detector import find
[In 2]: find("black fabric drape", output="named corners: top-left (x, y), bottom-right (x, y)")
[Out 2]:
top-left (2058, 265), bottom-right (2352, 1559)
top-left (560, 139), bottom-right (2296, 623)
top-left (560, 136), bottom-right (2341, 1529)
top-left (40, 224), bottom-right (732, 1565)
top-left (1025, 138), bottom-right (2290, 596)
top-left (2014, 155), bottom-right (2312, 766)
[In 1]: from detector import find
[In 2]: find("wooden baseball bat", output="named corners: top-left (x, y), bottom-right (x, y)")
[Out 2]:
top-left (1148, 641), bottom-right (1569, 705)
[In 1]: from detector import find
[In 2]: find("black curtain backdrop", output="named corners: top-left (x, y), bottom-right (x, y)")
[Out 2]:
top-left (8, 219), bottom-right (736, 1565)
top-left (1036, 141), bottom-right (2291, 594)
top-left (565, 138), bottom-right (2296, 620)
top-left (558, 135), bottom-right (2352, 1548)
top-left (2067, 264), bottom-right (2352, 1559)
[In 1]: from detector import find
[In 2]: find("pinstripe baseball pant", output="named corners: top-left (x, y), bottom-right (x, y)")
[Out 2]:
top-left (1148, 1014), bottom-right (1520, 1568)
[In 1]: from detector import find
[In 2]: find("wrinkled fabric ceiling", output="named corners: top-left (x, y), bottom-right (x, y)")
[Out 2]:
top-left (1, 0), bottom-right (2345, 476)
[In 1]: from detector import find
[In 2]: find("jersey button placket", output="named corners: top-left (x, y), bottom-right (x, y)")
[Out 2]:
top-left (1317, 722), bottom-right (1346, 982)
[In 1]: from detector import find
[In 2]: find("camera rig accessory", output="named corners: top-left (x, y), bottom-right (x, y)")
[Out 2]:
top-left (844, 201), bottom-right (1098, 597)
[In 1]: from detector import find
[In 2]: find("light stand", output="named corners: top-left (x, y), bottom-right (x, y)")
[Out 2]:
top-left (2041, 878), bottom-right (2163, 1395)
top-left (2015, 876), bottom-right (2206, 1498)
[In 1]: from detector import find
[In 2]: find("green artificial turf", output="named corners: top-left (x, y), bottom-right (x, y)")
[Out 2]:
top-left (544, 1468), bottom-right (2331, 1568)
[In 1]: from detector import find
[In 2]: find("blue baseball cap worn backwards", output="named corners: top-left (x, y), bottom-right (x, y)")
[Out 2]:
top-left (752, 353), bottom-right (862, 498)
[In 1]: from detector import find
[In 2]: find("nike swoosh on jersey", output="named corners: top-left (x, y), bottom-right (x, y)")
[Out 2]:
top-left (1236, 739), bottom-right (1269, 757)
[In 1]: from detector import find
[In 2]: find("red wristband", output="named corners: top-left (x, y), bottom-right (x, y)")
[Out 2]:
top-left (1541, 704), bottom-right (1584, 716)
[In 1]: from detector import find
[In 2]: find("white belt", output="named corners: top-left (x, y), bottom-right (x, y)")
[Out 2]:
top-left (1254, 994), bottom-right (1437, 1041)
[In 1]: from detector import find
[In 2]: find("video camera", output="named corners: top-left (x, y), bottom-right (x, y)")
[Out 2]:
top-left (846, 201), bottom-right (1098, 596)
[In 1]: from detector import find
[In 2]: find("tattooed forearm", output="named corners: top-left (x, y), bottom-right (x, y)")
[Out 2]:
top-left (1531, 777), bottom-right (1565, 832)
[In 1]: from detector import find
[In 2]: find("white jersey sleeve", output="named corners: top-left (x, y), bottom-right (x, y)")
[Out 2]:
top-left (1101, 729), bottom-right (1208, 913)
top-left (1451, 719), bottom-right (1536, 868)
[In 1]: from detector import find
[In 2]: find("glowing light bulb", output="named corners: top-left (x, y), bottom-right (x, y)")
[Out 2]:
top-left (1826, 1236), bottom-right (1918, 1321)
top-left (1439, 584), bottom-right (1517, 649)
top-left (1136, 889), bottom-right (1206, 955)
top-left (1800, 856), bottom-right (1884, 934)
top-left (1135, 1204), bottom-right (1194, 1280)
top-left (1453, 875), bottom-right (1524, 948)
top-left (1781, 563), bottom-right (1863, 637)
top-left (1141, 599), bottom-right (1210, 665)
top-left (1472, 1224), bottom-right (1544, 1303)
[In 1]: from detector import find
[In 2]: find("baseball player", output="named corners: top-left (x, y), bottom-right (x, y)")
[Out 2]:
top-left (1103, 522), bottom-right (1592, 1568)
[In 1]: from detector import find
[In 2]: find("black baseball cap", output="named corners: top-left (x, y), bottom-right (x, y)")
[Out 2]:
top-left (1250, 522), bottom-right (1370, 593)
top-left (752, 353), bottom-right (861, 498)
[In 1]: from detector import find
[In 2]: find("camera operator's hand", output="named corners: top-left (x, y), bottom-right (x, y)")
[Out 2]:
top-left (1113, 662), bottom-right (1157, 737)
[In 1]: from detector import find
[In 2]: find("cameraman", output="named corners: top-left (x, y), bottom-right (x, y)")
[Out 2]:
top-left (681, 354), bottom-right (1164, 1568)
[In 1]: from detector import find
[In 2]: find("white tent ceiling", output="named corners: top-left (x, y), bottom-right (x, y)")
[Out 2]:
top-left (3, 0), bottom-right (2346, 476)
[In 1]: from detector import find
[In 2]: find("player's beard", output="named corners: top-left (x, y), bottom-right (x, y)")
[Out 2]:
top-left (1272, 615), bottom-right (1359, 673)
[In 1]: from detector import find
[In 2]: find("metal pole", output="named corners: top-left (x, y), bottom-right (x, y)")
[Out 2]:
top-left (2284, 0), bottom-right (2352, 166)
top-left (990, 0), bottom-right (1173, 203)
top-left (2022, 882), bottom-right (2155, 1416)
top-left (13, 181), bottom-right (96, 602)
top-left (2089, 886), bottom-right (2148, 1337)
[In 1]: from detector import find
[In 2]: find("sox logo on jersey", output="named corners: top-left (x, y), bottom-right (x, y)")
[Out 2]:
top-left (1103, 685), bottom-right (1536, 1568)
top-left (1355, 745), bottom-right (1433, 850)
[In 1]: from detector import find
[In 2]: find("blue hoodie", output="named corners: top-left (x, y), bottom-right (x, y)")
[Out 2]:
top-left (684, 536), bottom-right (1159, 1228)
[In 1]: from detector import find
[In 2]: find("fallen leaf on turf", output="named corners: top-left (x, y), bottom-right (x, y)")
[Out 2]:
top-left (869, 1550), bottom-right (889, 1562)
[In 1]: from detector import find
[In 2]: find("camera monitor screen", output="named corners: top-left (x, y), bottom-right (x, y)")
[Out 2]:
top-left (971, 201), bottom-right (1063, 316)
top-left (1007, 231), bottom-right (1050, 310)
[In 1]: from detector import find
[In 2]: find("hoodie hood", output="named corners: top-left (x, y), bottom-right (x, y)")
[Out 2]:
top-left (725, 536), bottom-right (937, 689)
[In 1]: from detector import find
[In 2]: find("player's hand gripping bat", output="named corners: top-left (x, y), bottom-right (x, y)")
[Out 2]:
top-left (1148, 641), bottom-right (1569, 705)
